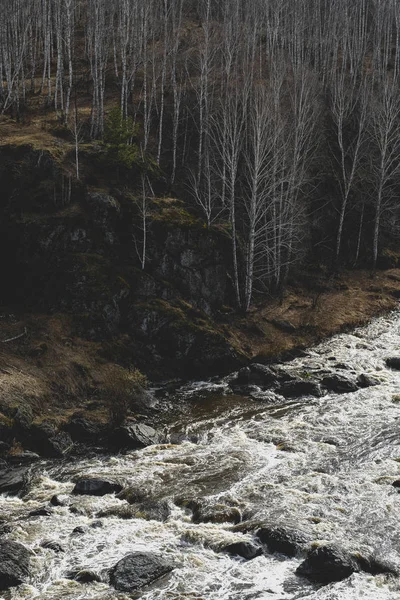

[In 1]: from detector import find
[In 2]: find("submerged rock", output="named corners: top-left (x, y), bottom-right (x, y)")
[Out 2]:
top-left (98, 500), bottom-right (171, 522)
top-left (185, 499), bottom-right (243, 525)
top-left (66, 569), bottom-right (101, 583)
top-left (229, 384), bottom-right (261, 396)
top-left (222, 541), bottom-right (262, 560)
top-left (0, 540), bottom-right (31, 591)
top-left (109, 552), bottom-right (174, 592)
top-left (321, 374), bottom-right (358, 393)
top-left (72, 478), bottom-right (123, 496)
top-left (256, 526), bottom-right (311, 557)
top-left (40, 540), bottom-right (64, 553)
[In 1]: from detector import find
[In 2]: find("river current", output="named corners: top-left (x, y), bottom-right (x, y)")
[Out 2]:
top-left (3, 310), bottom-right (400, 599)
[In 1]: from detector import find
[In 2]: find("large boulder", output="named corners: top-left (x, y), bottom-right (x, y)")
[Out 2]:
top-left (321, 375), bottom-right (358, 394)
top-left (114, 423), bottom-right (162, 450)
top-left (296, 545), bottom-right (359, 583)
top-left (0, 540), bottom-right (31, 591)
top-left (0, 467), bottom-right (30, 496)
top-left (356, 373), bottom-right (380, 388)
top-left (28, 421), bottom-right (73, 458)
top-left (72, 478), bottom-right (123, 496)
top-left (109, 552), bottom-right (174, 592)
top-left (256, 526), bottom-right (311, 557)
top-left (296, 545), bottom-right (396, 583)
top-left (65, 417), bottom-right (103, 443)
top-left (248, 364), bottom-right (279, 386)
top-left (277, 380), bottom-right (324, 398)
top-left (386, 357), bottom-right (400, 370)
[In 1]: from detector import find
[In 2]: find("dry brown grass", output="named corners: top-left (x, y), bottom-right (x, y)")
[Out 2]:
top-left (224, 268), bottom-right (400, 361)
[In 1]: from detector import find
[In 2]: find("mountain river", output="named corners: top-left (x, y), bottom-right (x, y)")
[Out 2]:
top-left (3, 310), bottom-right (400, 599)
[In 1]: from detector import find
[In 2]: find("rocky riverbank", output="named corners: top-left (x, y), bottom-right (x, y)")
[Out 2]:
top-left (1, 143), bottom-right (400, 461)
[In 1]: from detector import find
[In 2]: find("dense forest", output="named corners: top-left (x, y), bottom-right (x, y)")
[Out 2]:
top-left (1, 0), bottom-right (400, 311)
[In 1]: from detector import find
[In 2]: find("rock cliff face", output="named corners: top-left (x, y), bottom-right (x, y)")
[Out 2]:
top-left (0, 145), bottom-right (244, 379)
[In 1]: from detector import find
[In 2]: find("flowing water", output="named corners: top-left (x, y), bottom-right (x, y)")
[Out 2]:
top-left (3, 311), bottom-right (400, 599)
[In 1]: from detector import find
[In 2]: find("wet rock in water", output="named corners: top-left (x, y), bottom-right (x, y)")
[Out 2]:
top-left (72, 478), bottom-right (123, 496)
top-left (184, 499), bottom-right (243, 525)
top-left (229, 384), bottom-right (261, 396)
top-left (99, 500), bottom-right (171, 521)
top-left (113, 423), bottom-right (162, 449)
top-left (0, 467), bottom-right (29, 496)
top-left (385, 357), bottom-right (400, 370)
top-left (41, 540), bottom-right (64, 553)
top-left (236, 366), bottom-right (251, 384)
top-left (356, 373), bottom-right (380, 388)
top-left (321, 374), bottom-right (358, 393)
top-left (256, 526), bottom-right (311, 557)
top-left (69, 505), bottom-right (86, 515)
top-left (66, 569), bottom-right (101, 583)
top-left (277, 379), bottom-right (324, 398)
top-left (248, 364), bottom-right (279, 386)
top-left (133, 500), bottom-right (171, 522)
top-left (110, 552), bottom-right (174, 592)
top-left (229, 364), bottom-right (279, 392)
top-left (90, 519), bottom-right (103, 528)
top-left (356, 553), bottom-right (398, 576)
top-left (0, 540), bottom-right (31, 591)
top-left (29, 507), bottom-right (52, 517)
top-left (296, 545), bottom-right (359, 583)
top-left (222, 541), bottom-right (262, 560)
top-left (50, 494), bottom-right (69, 507)
top-left (97, 505), bottom-right (138, 519)
top-left (0, 522), bottom-right (12, 537)
top-left (336, 362), bottom-right (351, 370)
top-left (71, 526), bottom-right (88, 535)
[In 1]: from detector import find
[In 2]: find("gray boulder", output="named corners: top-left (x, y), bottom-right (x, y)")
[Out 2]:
top-left (72, 478), bottom-right (122, 496)
top-left (386, 357), bottom-right (400, 370)
top-left (321, 374), bottom-right (358, 393)
top-left (114, 423), bottom-right (162, 449)
top-left (277, 380), bottom-right (324, 398)
top-left (296, 545), bottom-right (359, 583)
top-left (110, 552), bottom-right (174, 592)
top-left (356, 373), bottom-right (380, 388)
top-left (0, 467), bottom-right (29, 496)
top-left (0, 540), bottom-right (31, 591)
top-left (256, 526), bottom-right (311, 557)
